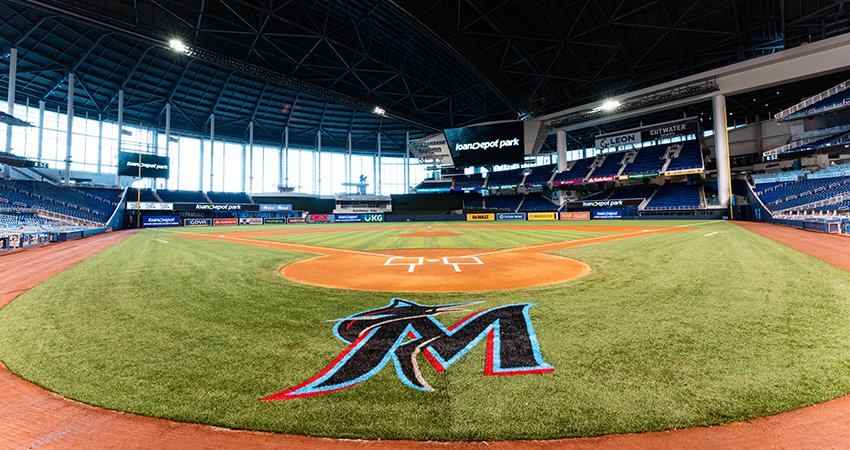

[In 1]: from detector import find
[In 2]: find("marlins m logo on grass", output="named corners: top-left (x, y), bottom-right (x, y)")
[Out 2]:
top-left (262, 299), bottom-right (553, 400)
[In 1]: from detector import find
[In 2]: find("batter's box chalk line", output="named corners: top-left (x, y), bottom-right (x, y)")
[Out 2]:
top-left (383, 256), bottom-right (484, 273)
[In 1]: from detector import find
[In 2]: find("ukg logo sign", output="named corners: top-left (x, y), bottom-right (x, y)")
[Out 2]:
top-left (262, 299), bottom-right (553, 400)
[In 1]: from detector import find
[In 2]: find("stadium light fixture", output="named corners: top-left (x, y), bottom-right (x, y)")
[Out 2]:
top-left (599, 99), bottom-right (621, 111)
top-left (373, 106), bottom-right (386, 116)
top-left (168, 39), bottom-right (188, 54)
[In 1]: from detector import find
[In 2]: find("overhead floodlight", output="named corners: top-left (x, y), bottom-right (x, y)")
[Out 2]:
top-left (599, 99), bottom-right (621, 111)
top-left (168, 39), bottom-right (188, 54)
top-left (373, 106), bottom-right (386, 116)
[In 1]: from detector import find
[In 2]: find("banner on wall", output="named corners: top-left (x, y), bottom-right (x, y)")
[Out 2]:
top-left (173, 203), bottom-right (260, 212)
top-left (467, 213), bottom-right (495, 221)
top-left (595, 118), bottom-right (699, 150)
top-left (238, 217), bottom-right (264, 225)
top-left (288, 217), bottom-right (308, 224)
top-left (213, 218), bottom-right (239, 226)
top-left (363, 214), bottom-right (385, 222)
top-left (308, 214), bottom-right (330, 223)
top-left (527, 212), bottom-right (557, 221)
top-left (592, 209), bottom-right (623, 219)
top-left (333, 214), bottom-right (362, 223)
top-left (259, 204), bottom-right (293, 211)
top-left (183, 218), bottom-right (212, 227)
top-left (141, 216), bottom-right (180, 227)
top-left (560, 212), bottom-right (590, 221)
top-left (496, 213), bottom-right (526, 221)
top-left (127, 202), bottom-right (173, 210)
top-left (263, 218), bottom-right (287, 224)
top-left (566, 199), bottom-right (641, 209)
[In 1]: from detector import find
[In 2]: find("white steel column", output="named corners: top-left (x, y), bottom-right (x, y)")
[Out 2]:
top-left (347, 132), bottom-right (352, 188)
top-left (241, 143), bottom-right (247, 192)
top-left (4, 48), bottom-right (16, 178)
top-left (249, 121), bottom-right (254, 192)
top-left (404, 130), bottom-right (410, 194)
top-left (64, 72), bottom-right (74, 184)
top-left (198, 137), bottom-right (205, 191)
top-left (97, 113), bottom-right (103, 174)
top-left (116, 90), bottom-right (124, 186)
top-left (376, 133), bottom-right (382, 195)
top-left (284, 127), bottom-right (289, 187)
top-left (556, 130), bottom-right (568, 171)
top-left (712, 94), bottom-right (732, 213)
top-left (37, 100), bottom-right (45, 162)
top-left (316, 130), bottom-right (322, 195)
top-left (164, 104), bottom-right (171, 188)
top-left (208, 114), bottom-right (215, 192)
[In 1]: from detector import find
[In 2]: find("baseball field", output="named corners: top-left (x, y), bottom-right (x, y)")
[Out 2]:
top-left (1, 220), bottom-right (850, 441)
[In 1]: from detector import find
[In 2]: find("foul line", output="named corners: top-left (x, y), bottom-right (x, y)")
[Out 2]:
top-left (167, 230), bottom-right (396, 258)
top-left (468, 221), bottom-right (719, 257)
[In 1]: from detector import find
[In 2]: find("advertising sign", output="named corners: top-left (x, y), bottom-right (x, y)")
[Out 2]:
top-left (496, 213), bottom-right (526, 221)
top-left (183, 218), bottom-right (212, 227)
top-left (594, 132), bottom-right (640, 150)
top-left (408, 133), bottom-right (452, 163)
top-left (527, 212), bottom-right (557, 221)
top-left (333, 214), bottom-right (362, 223)
top-left (586, 176), bottom-right (615, 183)
top-left (467, 213), bottom-right (495, 221)
top-left (362, 214), bottom-right (385, 222)
top-left (173, 203), bottom-right (260, 212)
top-left (308, 214), bottom-right (330, 223)
top-left (594, 118), bottom-right (699, 150)
top-left (238, 217), bottom-right (264, 225)
top-left (566, 199), bottom-right (641, 209)
top-left (551, 179), bottom-right (584, 186)
top-left (213, 218), bottom-right (238, 226)
top-left (444, 121), bottom-right (525, 167)
top-left (592, 209), bottom-right (623, 219)
top-left (287, 217), bottom-right (308, 224)
top-left (263, 218), bottom-right (287, 224)
top-left (118, 151), bottom-right (170, 178)
top-left (259, 204), bottom-right (293, 211)
top-left (141, 215), bottom-right (180, 227)
top-left (560, 212), bottom-right (590, 221)
top-left (126, 202), bottom-right (173, 210)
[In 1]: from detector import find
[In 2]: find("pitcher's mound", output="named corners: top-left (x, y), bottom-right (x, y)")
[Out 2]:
top-left (397, 231), bottom-right (463, 237)
top-left (281, 248), bottom-right (591, 292)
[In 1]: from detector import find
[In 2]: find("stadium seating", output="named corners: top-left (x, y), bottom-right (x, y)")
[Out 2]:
top-left (645, 183), bottom-right (702, 210)
top-left (486, 168), bottom-right (526, 188)
top-left (552, 157), bottom-right (594, 184)
top-left (207, 191), bottom-right (252, 203)
top-left (0, 213), bottom-right (71, 232)
top-left (452, 173), bottom-right (485, 191)
top-left (622, 144), bottom-right (668, 176)
top-left (414, 179), bottom-right (452, 192)
top-left (524, 164), bottom-right (556, 186)
top-left (484, 195), bottom-right (523, 211)
top-left (757, 176), bottom-right (850, 211)
top-left (518, 194), bottom-right (557, 212)
top-left (0, 179), bottom-right (116, 223)
top-left (588, 153), bottom-right (625, 179)
top-left (665, 141), bottom-right (703, 172)
top-left (462, 195), bottom-right (484, 209)
top-left (608, 184), bottom-right (658, 200)
top-left (127, 188), bottom-right (159, 202)
top-left (155, 190), bottom-right (208, 203)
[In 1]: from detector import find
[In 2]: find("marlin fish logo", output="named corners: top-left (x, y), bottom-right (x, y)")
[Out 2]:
top-left (262, 299), bottom-right (554, 401)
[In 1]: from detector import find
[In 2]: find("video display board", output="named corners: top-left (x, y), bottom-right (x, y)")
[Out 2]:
top-left (118, 151), bottom-right (170, 178)
top-left (444, 121), bottom-right (525, 167)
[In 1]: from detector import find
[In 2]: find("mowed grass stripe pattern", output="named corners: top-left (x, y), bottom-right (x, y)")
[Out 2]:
top-left (0, 221), bottom-right (849, 440)
top-left (254, 226), bottom-right (607, 250)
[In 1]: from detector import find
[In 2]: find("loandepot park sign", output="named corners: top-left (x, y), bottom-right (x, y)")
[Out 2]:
top-left (595, 118), bottom-right (699, 150)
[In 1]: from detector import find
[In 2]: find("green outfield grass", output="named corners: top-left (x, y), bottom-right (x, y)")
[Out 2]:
top-left (1, 220), bottom-right (850, 440)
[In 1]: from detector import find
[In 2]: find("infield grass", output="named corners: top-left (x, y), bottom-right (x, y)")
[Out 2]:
top-left (1, 220), bottom-right (850, 440)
